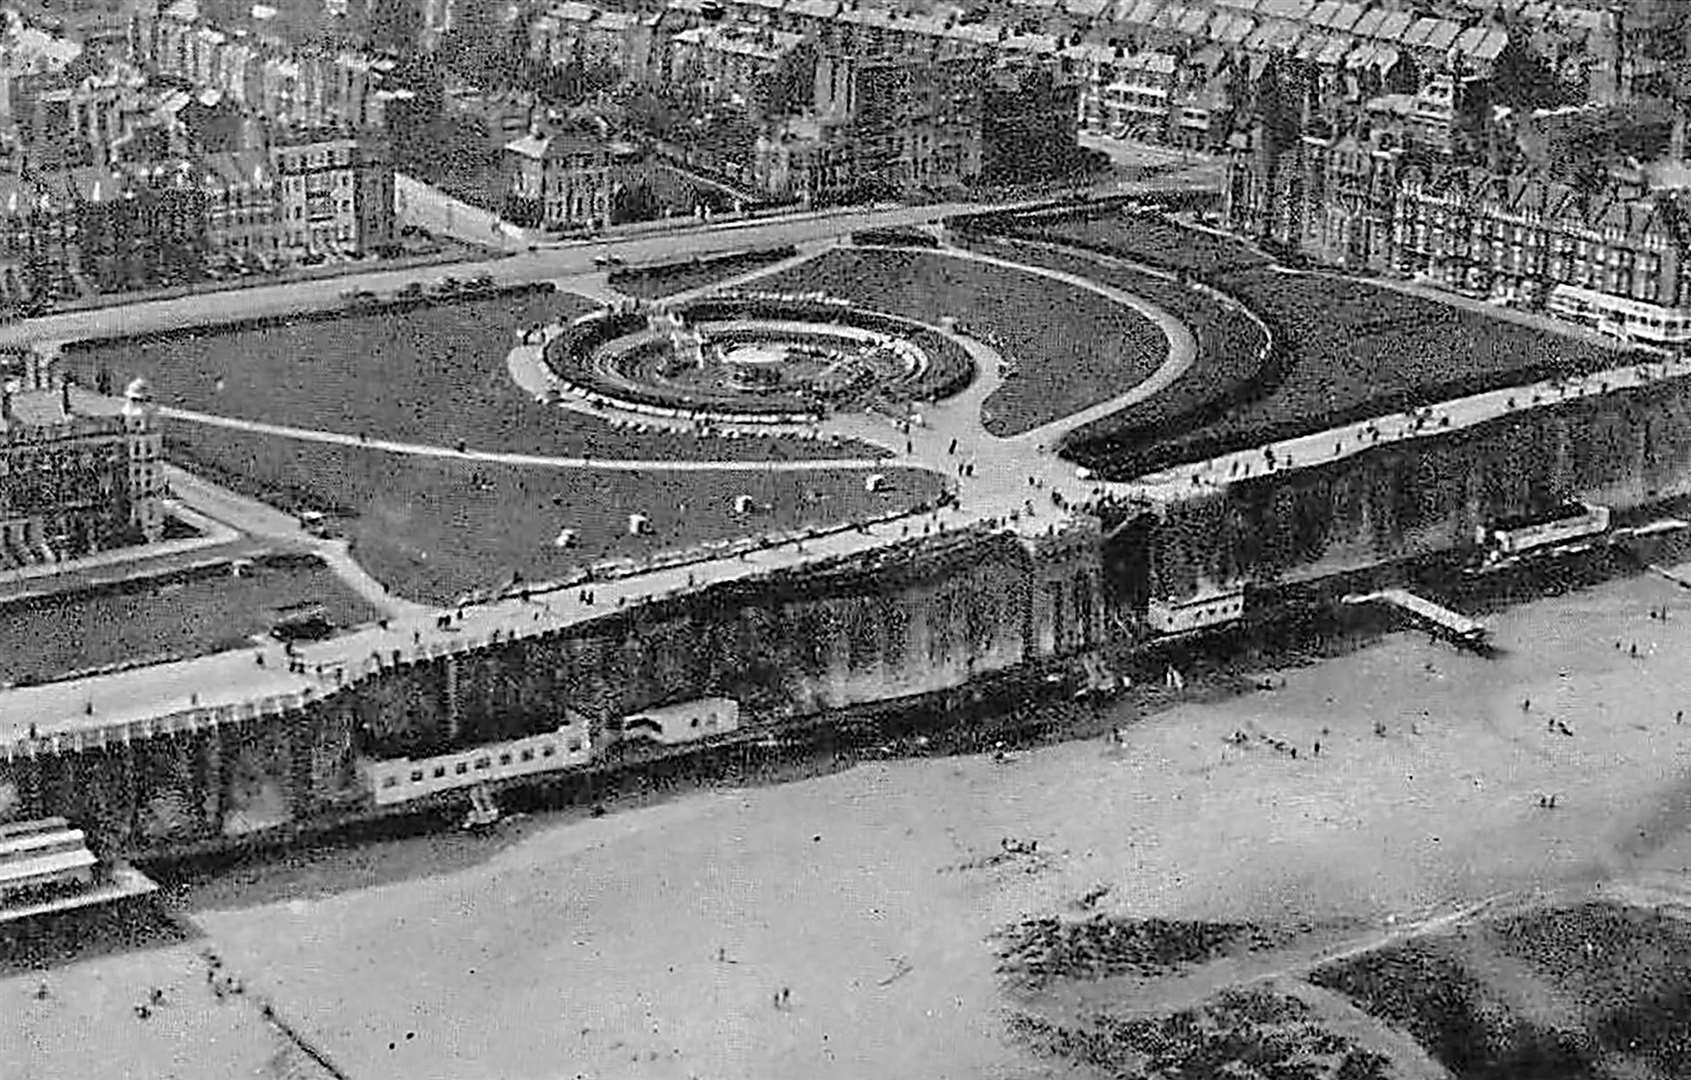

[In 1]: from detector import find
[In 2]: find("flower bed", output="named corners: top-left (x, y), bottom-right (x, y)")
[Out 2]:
top-left (755, 248), bottom-right (1163, 434)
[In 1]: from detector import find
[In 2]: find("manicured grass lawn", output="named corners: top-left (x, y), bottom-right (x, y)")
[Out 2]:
top-left (757, 249), bottom-right (1167, 436)
top-left (0, 554), bottom-right (377, 686)
top-left (999, 213), bottom-right (1621, 476)
top-left (608, 247), bottom-right (797, 300)
top-left (64, 293), bottom-right (885, 463)
top-left (958, 235), bottom-right (1270, 452)
top-left (171, 426), bottom-right (951, 605)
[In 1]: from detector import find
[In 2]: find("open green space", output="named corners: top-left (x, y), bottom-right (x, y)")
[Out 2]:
top-left (756, 248), bottom-right (1167, 436)
top-left (64, 292), bottom-right (885, 463)
top-left (989, 212), bottom-right (1621, 476)
top-left (956, 234), bottom-right (1271, 453)
top-left (0, 553), bottom-right (376, 687)
top-left (171, 426), bottom-right (950, 605)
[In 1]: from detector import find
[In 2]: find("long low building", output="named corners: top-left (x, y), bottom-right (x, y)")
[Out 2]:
top-left (0, 817), bottom-right (96, 903)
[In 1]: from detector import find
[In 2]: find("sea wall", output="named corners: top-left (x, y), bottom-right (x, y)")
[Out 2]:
top-left (0, 522), bottom-right (1105, 858)
top-left (1145, 371), bottom-right (1691, 598)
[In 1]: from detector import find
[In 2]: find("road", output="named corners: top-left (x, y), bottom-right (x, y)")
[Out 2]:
top-left (0, 197), bottom-right (1092, 352)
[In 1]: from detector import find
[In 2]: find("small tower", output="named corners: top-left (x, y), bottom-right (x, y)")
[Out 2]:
top-left (121, 376), bottom-right (156, 423)
top-left (122, 377), bottom-right (165, 542)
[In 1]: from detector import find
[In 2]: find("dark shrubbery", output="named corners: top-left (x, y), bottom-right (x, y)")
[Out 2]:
top-left (606, 246), bottom-right (799, 300)
top-left (959, 210), bottom-right (1625, 479)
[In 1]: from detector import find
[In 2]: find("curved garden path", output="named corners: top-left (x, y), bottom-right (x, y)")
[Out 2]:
top-left (158, 404), bottom-right (888, 473)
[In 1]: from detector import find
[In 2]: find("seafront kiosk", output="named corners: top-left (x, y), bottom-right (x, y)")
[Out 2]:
top-left (0, 816), bottom-right (157, 925)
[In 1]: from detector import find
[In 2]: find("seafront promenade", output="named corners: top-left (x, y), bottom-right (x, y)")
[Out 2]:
top-left (5, 221), bottom-right (1682, 756)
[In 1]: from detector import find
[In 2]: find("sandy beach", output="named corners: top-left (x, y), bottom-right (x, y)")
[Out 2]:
top-left (10, 562), bottom-right (1691, 1079)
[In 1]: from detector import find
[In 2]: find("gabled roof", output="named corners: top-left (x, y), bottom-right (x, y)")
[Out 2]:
top-left (1423, 19), bottom-right (1461, 51)
top-left (1375, 11), bottom-right (1412, 42)
top-left (1123, 0), bottom-right (1162, 25)
top-left (1451, 26), bottom-right (1486, 57)
top-left (1402, 17), bottom-right (1438, 48)
top-left (1349, 8), bottom-right (1386, 38)
top-left (1471, 28), bottom-right (1508, 62)
top-left (1217, 14), bottom-right (1253, 43)
top-left (1327, 1), bottom-right (1362, 33)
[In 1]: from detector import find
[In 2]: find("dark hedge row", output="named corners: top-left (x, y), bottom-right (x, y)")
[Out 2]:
top-left (955, 211), bottom-right (1629, 479)
top-left (606, 245), bottom-right (799, 300)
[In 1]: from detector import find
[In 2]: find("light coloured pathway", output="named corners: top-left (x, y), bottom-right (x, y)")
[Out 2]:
top-left (1121, 354), bottom-right (1691, 503)
top-left (0, 495), bottom-right (988, 740)
top-left (0, 499), bottom-right (238, 589)
top-left (518, 240), bottom-right (1196, 504)
top-left (157, 404), bottom-right (889, 473)
top-left (162, 465), bottom-right (434, 622)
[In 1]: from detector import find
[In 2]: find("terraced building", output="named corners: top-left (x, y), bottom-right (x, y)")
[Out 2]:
top-left (0, 373), bottom-right (163, 567)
